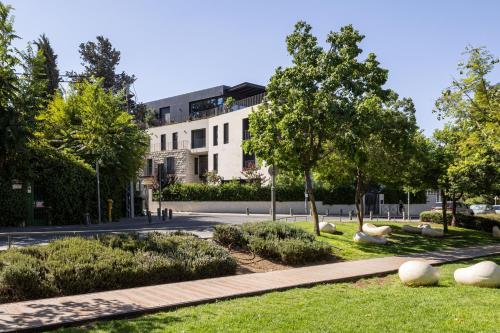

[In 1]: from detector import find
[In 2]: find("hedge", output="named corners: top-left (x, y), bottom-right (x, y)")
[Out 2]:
top-left (159, 183), bottom-right (427, 205)
top-left (420, 211), bottom-right (500, 232)
top-left (0, 232), bottom-right (236, 303)
top-left (213, 222), bottom-right (332, 264)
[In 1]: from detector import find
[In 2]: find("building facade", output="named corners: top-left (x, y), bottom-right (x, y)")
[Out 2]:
top-left (142, 82), bottom-right (266, 186)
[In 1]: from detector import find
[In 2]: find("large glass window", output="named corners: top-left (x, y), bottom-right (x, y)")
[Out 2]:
top-left (158, 106), bottom-right (170, 123)
top-left (223, 123), bottom-right (229, 144)
top-left (172, 132), bottom-right (178, 150)
top-left (213, 125), bottom-right (218, 146)
top-left (145, 159), bottom-right (153, 176)
top-left (189, 96), bottom-right (223, 115)
top-left (191, 129), bottom-right (206, 149)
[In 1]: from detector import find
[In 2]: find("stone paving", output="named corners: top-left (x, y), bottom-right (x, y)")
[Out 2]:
top-left (0, 244), bottom-right (498, 332)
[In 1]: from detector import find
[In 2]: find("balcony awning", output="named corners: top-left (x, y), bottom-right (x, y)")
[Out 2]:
top-left (224, 82), bottom-right (265, 100)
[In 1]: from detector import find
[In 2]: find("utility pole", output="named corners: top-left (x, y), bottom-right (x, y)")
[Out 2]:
top-left (96, 160), bottom-right (101, 224)
top-left (130, 180), bottom-right (135, 219)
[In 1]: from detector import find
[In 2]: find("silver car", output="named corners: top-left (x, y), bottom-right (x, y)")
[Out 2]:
top-left (469, 204), bottom-right (495, 215)
top-left (492, 205), bottom-right (500, 214)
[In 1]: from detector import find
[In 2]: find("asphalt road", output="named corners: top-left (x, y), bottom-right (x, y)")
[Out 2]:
top-left (0, 213), bottom-right (288, 249)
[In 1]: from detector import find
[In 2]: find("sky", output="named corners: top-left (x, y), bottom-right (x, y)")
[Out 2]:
top-left (6, 0), bottom-right (500, 135)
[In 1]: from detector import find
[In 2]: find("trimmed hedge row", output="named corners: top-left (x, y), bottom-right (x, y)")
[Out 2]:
top-left (213, 222), bottom-right (332, 264)
top-left (420, 211), bottom-right (500, 232)
top-left (159, 183), bottom-right (427, 205)
top-left (0, 232), bottom-right (236, 303)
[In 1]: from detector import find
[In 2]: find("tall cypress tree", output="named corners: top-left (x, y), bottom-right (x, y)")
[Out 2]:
top-left (34, 34), bottom-right (60, 98)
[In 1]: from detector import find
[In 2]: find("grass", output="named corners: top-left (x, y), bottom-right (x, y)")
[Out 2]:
top-left (294, 221), bottom-right (499, 260)
top-left (57, 255), bottom-right (500, 333)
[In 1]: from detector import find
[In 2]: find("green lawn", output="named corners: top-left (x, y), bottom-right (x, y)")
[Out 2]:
top-left (294, 221), bottom-right (499, 260)
top-left (57, 255), bottom-right (500, 333)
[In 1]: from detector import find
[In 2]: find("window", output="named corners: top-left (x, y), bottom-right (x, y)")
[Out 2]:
top-left (146, 159), bottom-right (153, 176)
top-left (189, 96), bottom-right (223, 115)
top-left (191, 129), bottom-right (206, 148)
top-left (213, 125), bottom-right (218, 146)
top-left (166, 157), bottom-right (175, 174)
top-left (243, 151), bottom-right (256, 169)
top-left (157, 163), bottom-right (164, 181)
top-left (242, 118), bottom-right (250, 140)
top-left (158, 106), bottom-right (170, 123)
top-left (172, 132), bottom-right (178, 150)
top-left (194, 157), bottom-right (199, 175)
top-left (223, 123), bottom-right (229, 144)
top-left (160, 134), bottom-right (166, 151)
top-left (213, 154), bottom-right (218, 172)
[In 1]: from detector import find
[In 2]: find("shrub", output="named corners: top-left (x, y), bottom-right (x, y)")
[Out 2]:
top-left (420, 211), bottom-right (500, 232)
top-left (0, 250), bottom-right (55, 302)
top-left (215, 222), bottom-right (332, 264)
top-left (213, 225), bottom-right (245, 246)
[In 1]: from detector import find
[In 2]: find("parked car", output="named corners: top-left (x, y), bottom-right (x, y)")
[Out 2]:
top-left (493, 205), bottom-right (500, 214)
top-left (431, 202), bottom-right (474, 215)
top-left (469, 204), bottom-right (495, 215)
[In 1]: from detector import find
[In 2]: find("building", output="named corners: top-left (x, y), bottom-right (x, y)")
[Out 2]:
top-left (142, 82), bottom-right (266, 186)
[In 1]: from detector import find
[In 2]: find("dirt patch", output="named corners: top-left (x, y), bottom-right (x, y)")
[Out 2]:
top-left (231, 249), bottom-right (290, 274)
top-left (352, 275), bottom-right (394, 288)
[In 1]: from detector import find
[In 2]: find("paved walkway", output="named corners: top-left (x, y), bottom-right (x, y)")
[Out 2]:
top-left (0, 244), bottom-right (498, 332)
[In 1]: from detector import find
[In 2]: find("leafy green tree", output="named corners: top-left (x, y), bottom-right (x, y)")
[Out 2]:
top-left (36, 79), bottom-right (148, 186)
top-left (34, 34), bottom-right (60, 99)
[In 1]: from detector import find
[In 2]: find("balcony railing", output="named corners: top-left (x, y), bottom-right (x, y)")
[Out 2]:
top-left (149, 140), bottom-right (190, 152)
top-left (189, 93), bottom-right (264, 121)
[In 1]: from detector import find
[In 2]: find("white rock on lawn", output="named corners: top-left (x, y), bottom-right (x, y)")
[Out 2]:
top-left (362, 223), bottom-right (392, 236)
top-left (398, 261), bottom-right (440, 286)
top-left (454, 261), bottom-right (500, 288)
top-left (353, 232), bottom-right (387, 244)
top-left (421, 227), bottom-right (444, 238)
top-left (402, 225), bottom-right (422, 234)
top-left (318, 222), bottom-right (336, 234)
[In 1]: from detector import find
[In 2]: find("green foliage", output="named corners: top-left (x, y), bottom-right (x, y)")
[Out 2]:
top-left (0, 179), bottom-right (26, 226)
top-left (420, 211), bottom-right (500, 232)
top-left (34, 33), bottom-right (60, 98)
top-left (0, 233), bottom-right (236, 303)
top-left (213, 222), bottom-right (332, 264)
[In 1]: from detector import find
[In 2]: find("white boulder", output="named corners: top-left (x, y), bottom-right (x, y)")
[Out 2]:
top-left (319, 222), bottom-right (336, 234)
top-left (421, 227), bottom-right (444, 238)
top-left (493, 226), bottom-right (500, 238)
top-left (402, 225), bottom-right (422, 234)
top-left (398, 261), bottom-right (440, 286)
top-left (454, 261), bottom-right (500, 288)
top-left (353, 232), bottom-right (387, 244)
top-left (362, 223), bottom-right (392, 236)
top-left (418, 223), bottom-right (432, 229)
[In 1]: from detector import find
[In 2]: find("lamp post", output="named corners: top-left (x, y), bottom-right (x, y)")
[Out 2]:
top-left (407, 192), bottom-right (411, 220)
top-left (269, 165), bottom-right (276, 221)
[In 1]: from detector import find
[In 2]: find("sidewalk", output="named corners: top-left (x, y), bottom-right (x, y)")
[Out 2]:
top-left (0, 244), bottom-right (498, 332)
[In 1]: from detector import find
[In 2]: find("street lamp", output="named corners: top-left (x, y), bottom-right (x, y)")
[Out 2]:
top-left (96, 160), bottom-right (101, 224)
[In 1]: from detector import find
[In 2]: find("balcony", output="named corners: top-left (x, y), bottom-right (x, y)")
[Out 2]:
top-left (149, 140), bottom-right (190, 153)
top-left (189, 93), bottom-right (264, 121)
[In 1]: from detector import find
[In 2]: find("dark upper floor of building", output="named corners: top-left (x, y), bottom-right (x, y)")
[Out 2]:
top-left (145, 82), bottom-right (265, 126)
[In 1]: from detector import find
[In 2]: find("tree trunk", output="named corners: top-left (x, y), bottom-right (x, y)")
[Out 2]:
top-left (355, 169), bottom-right (364, 232)
top-left (305, 170), bottom-right (320, 236)
top-left (451, 195), bottom-right (457, 227)
top-left (441, 189), bottom-right (448, 233)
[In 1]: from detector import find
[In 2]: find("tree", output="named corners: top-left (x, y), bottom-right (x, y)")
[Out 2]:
top-left (70, 36), bottom-right (136, 93)
top-left (36, 79), bottom-right (148, 186)
top-left (34, 34), bottom-right (60, 99)
top-left (433, 47), bottom-right (500, 226)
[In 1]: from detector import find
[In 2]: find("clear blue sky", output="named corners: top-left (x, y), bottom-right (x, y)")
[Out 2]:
top-left (7, 0), bottom-right (500, 135)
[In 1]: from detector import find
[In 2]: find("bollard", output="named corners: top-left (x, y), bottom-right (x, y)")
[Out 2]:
top-left (326, 208), bottom-right (329, 216)
top-left (84, 213), bottom-right (91, 225)
top-left (349, 210), bottom-right (353, 220)
top-left (370, 211), bottom-right (373, 220)
top-left (387, 211), bottom-right (390, 220)
top-left (290, 208), bottom-right (294, 216)
top-left (246, 207), bottom-right (250, 215)
top-left (168, 209), bottom-right (173, 220)
top-left (7, 235), bottom-right (11, 249)
top-left (147, 211), bottom-right (152, 224)
top-left (402, 211), bottom-right (406, 221)
top-left (340, 209), bottom-right (343, 217)
top-left (157, 208), bottom-right (161, 220)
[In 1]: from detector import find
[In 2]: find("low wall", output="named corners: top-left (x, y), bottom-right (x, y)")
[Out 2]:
top-left (147, 190), bottom-right (433, 216)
